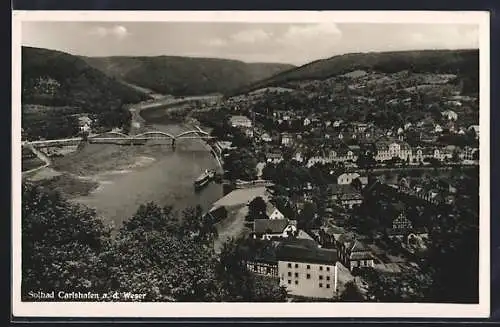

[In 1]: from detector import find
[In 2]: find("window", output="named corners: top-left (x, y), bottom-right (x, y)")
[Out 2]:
top-left (326, 284), bottom-right (331, 289)
top-left (319, 275), bottom-right (323, 280)
top-left (288, 263), bottom-right (292, 268)
top-left (288, 280), bottom-right (291, 284)
top-left (294, 272), bottom-right (299, 278)
top-left (326, 267), bottom-right (330, 272)
top-left (288, 272), bottom-right (292, 277)
top-left (295, 280), bottom-right (299, 285)
top-left (307, 274), bottom-right (311, 279)
top-left (319, 266), bottom-right (323, 271)
top-left (307, 265), bottom-right (311, 269)
top-left (295, 264), bottom-right (299, 268)
top-left (326, 276), bottom-right (330, 281)
top-left (319, 283), bottom-right (323, 288)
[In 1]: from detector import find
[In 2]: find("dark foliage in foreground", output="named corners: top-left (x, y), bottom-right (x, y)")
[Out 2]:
top-left (22, 183), bottom-right (288, 302)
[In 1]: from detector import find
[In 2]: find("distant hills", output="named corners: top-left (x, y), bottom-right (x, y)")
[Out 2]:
top-left (22, 46), bottom-right (148, 108)
top-left (229, 49), bottom-right (479, 96)
top-left (82, 55), bottom-right (295, 96)
top-left (22, 46), bottom-right (150, 139)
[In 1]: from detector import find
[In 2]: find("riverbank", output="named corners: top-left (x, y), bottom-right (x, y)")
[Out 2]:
top-left (41, 122), bottom-right (223, 231)
top-left (23, 95), bottom-right (225, 233)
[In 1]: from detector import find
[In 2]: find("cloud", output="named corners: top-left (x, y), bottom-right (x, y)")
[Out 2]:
top-left (202, 28), bottom-right (271, 48)
top-left (89, 25), bottom-right (129, 40)
top-left (268, 23), bottom-right (343, 64)
top-left (407, 25), bottom-right (478, 49)
top-left (284, 23), bottom-right (341, 39)
top-left (279, 23), bottom-right (342, 45)
top-left (230, 29), bottom-right (271, 44)
top-left (202, 38), bottom-right (227, 47)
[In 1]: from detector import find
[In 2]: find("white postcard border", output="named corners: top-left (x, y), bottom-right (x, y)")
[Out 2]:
top-left (11, 10), bottom-right (491, 318)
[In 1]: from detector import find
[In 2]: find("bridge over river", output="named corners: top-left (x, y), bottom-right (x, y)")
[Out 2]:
top-left (23, 125), bottom-right (223, 174)
top-left (25, 125), bottom-right (215, 148)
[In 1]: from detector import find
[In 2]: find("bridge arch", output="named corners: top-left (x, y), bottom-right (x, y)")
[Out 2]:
top-left (91, 131), bottom-right (129, 138)
top-left (176, 130), bottom-right (209, 138)
top-left (134, 131), bottom-right (175, 139)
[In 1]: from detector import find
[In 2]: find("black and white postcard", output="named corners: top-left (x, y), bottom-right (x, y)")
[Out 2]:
top-left (12, 10), bottom-right (490, 318)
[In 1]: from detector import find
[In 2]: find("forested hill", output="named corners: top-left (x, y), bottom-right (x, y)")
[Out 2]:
top-left (229, 49), bottom-right (479, 96)
top-left (82, 55), bottom-right (295, 96)
top-left (21, 46), bottom-right (150, 139)
top-left (22, 46), bottom-right (149, 108)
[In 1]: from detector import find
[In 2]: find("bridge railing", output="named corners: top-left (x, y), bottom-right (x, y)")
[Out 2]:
top-left (27, 126), bottom-right (215, 147)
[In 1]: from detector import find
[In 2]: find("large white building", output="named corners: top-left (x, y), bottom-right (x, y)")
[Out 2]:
top-left (245, 239), bottom-right (340, 299)
top-left (277, 240), bottom-right (339, 299)
top-left (230, 115), bottom-right (253, 128)
top-left (374, 141), bottom-right (412, 162)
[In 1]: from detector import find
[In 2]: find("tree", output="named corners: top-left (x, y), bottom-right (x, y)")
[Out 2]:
top-left (223, 148), bottom-right (258, 181)
top-left (23, 184), bottom-right (289, 302)
top-left (423, 204), bottom-right (479, 303)
top-left (22, 182), bottom-right (112, 300)
top-left (297, 202), bottom-right (317, 231)
top-left (356, 151), bottom-right (376, 171)
top-left (261, 163), bottom-right (277, 181)
top-left (359, 267), bottom-right (433, 302)
top-left (247, 196), bottom-right (267, 221)
top-left (102, 201), bottom-right (225, 302)
top-left (339, 281), bottom-right (365, 302)
top-left (217, 238), bottom-right (288, 302)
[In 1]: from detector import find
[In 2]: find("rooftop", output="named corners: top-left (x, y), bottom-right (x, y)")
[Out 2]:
top-left (328, 184), bottom-right (358, 195)
top-left (230, 115), bottom-right (251, 122)
top-left (254, 219), bottom-right (290, 234)
top-left (276, 240), bottom-right (338, 265)
top-left (265, 202), bottom-right (280, 217)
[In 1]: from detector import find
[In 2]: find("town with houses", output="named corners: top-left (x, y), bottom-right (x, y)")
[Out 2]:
top-left (193, 69), bottom-right (480, 301)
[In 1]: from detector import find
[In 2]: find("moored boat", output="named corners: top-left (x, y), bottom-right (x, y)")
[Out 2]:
top-left (194, 169), bottom-right (216, 191)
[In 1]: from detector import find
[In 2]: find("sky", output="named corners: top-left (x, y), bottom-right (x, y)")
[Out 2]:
top-left (21, 22), bottom-right (479, 66)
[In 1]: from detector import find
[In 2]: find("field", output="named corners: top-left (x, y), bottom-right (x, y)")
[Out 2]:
top-left (51, 143), bottom-right (171, 176)
top-left (34, 173), bottom-right (99, 198)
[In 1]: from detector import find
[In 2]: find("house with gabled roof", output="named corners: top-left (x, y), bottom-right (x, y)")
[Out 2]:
top-left (339, 192), bottom-right (364, 209)
top-left (337, 172), bottom-right (361, 185)
top-left (266, 151), bottom-right (284, 164)
top-left (253, 219), bottom-right (298, 240)
top-left (468, 125), bottom-right (480, 139)
top-left (265, 202), bottom-right (285, 220)
top-left (335, 233), bottom-right (375, 271)
top-left (392, 211), bottom-right (413, 231)
top-left (441, 110), bottom-right (458, 121)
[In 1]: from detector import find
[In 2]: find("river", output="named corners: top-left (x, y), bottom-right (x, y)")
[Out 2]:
top-left (66, 106), bottom-right (223, 230)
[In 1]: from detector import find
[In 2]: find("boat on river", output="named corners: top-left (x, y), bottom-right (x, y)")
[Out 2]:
top-left (194, 169), bottom-right (216, 191)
